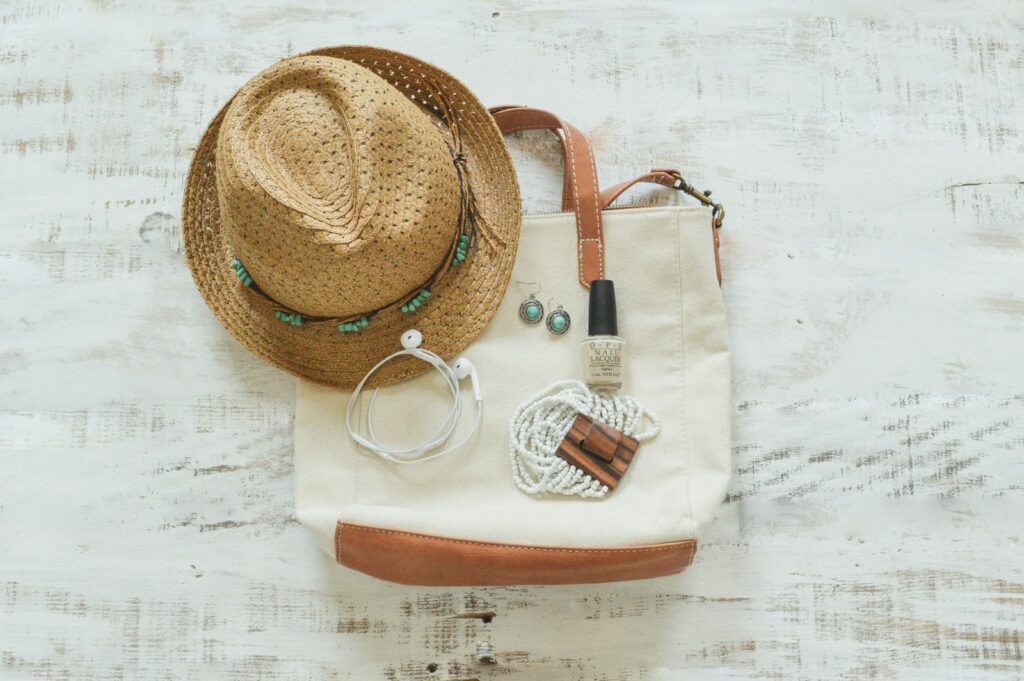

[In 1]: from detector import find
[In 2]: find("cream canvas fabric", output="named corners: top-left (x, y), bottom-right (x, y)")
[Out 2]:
top-left (295, 206), bottom-right (730, 560)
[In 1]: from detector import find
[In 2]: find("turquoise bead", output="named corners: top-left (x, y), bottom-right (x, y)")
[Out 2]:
top-left (524, 303), bottom-right (542, 321)
top-left (232, 258), bottom-right (253, 287)
top-left (276, 311), bottom-right (299, 326)
top-left (276, 311), bottom-right (302, 326)
top-left (551, 314), bottom-right (568, 331)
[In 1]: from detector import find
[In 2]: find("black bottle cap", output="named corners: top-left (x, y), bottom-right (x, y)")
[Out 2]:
top-left (588, 279), bottom-right (618, 336)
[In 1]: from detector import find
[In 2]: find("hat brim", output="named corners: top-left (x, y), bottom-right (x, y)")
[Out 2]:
top-left (183, 46), bottom-right (521, 389)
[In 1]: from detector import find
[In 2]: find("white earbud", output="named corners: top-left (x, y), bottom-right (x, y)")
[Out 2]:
top-left (400, 329), bottom-right (423, 349)
top-left (345, 331), bottom-right (483, 464)
top-left (452, 357), bottom-right (482, 401)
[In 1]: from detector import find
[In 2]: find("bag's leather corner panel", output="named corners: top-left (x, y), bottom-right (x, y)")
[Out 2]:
top-left (335, 522), bottom-right (696, 586)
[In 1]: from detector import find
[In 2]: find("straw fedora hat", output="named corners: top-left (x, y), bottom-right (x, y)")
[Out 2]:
top-left (183, 46), bottom-right (521, 388)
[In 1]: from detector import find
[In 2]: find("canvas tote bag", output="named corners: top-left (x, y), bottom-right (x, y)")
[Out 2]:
top-left (294, 106), bottom-right (730, 585)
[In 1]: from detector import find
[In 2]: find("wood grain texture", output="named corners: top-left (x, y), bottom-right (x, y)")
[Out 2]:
top-left (555, 413), bottom-right (638, 488)
top-left (1, 0), bottom-right (1022, 678)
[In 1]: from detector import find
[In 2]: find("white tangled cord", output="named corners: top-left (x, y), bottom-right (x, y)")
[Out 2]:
top-left (508, 380), bottom-right (661, 498)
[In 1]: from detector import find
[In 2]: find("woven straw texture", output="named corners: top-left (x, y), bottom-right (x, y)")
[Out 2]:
top-left (183, 46), bottom-right (521, 388)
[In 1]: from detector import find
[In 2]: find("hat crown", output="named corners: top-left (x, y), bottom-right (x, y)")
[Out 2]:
top-left (215, 55), bottom-right (460, 317)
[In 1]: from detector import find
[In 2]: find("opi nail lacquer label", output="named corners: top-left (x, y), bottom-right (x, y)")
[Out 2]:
top-left (581, 336), bottom-right (625, 391)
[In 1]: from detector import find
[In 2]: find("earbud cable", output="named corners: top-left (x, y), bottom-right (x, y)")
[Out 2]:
top-left (346, 346), bottom-right (482, 464)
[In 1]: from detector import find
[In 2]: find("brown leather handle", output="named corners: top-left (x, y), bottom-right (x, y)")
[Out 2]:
top-left (598, 169), bottom-right (682, 208)
top-left (599, 168), bottom-right (724, 286)
top-left (490, 105), bottom-right (605, 287)
top-left (490, 105), bottom-right (574, 211)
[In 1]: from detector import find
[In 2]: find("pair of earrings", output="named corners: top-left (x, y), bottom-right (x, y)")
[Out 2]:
top-left (517, 284), bottom-right (571, 335)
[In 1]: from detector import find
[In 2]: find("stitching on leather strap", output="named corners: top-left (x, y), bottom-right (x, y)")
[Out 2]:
top-left (563, 125), bottom-right (587, 286)
top-left (493, 109), bottom-right (605, 285)
top-left (580, 133), bottom-right (604, 280)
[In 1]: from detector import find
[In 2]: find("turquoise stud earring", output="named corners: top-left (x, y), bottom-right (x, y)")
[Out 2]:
top-left (520, 297), bottom-right (544, 325)
top-left (518, 283), bottom-right (544, 325)
top-left (545, 300), bottom-right (571, 335)
top-left (520, 292), bottom-right (544, 325)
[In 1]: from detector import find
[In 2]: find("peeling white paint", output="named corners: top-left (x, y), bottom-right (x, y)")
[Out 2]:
top-left (1, 0), bottom-right (1022, 678)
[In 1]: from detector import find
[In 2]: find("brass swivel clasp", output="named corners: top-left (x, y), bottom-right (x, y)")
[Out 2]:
top-left (664, 170), bottom-right (725, 229)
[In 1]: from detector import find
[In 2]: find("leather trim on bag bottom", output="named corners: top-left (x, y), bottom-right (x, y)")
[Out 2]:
top-left (335, 522), bottom-right (697, 586)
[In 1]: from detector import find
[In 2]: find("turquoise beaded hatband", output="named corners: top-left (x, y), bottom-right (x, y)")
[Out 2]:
top-left (181, 46), bottom-right (522, 390)
top-left (231, 145), bottom-right (479, 334)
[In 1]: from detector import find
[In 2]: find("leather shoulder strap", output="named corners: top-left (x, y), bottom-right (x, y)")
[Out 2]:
top-left (600, 168), bottom-right (725, 286)
top-left (598, 169), bottom-right (682, 209)
top-left (490, 105), bottom-right (605, 287)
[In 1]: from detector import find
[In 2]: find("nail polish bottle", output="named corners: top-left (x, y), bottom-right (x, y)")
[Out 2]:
top-left (581, 280), bottom-right (625, 392)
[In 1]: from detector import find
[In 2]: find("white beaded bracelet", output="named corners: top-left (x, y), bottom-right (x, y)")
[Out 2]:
top-left (508, 380), bottom-right (660, 498)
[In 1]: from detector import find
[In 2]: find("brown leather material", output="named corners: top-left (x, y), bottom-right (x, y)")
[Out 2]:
top-left (490, 105), bottom-right (574, 211)
top-left (490, 106), bottom-right (721, 286)
top-left (598, 169), bottom-right (724, 286)
top-left (336, 522), bottom-right (696, 586)
top-left (712, 214), bottom-right (722, 285)
top-left (598, 169), bottom-right (681, 207)
top-left (490, 105), bottom-right (605, 287)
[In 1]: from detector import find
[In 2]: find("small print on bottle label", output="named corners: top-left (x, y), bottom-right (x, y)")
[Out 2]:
top-left (583, 338), bottom-right (625, 388)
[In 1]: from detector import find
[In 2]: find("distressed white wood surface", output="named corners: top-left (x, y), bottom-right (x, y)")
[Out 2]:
top-left (2, 1), bottom-right (1023, 678)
